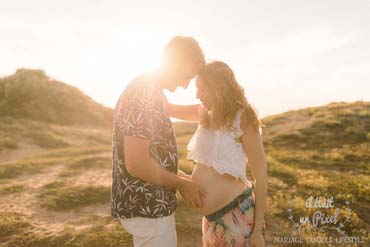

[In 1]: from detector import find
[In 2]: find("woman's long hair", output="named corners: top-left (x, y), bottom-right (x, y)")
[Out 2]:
top-left (197, 61), bottom-right (265, 133)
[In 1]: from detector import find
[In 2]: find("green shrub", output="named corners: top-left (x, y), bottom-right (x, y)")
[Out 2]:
top-left (0, 212), bottom-right (31, 239)
top-left (37, 183), bottom-right (111, 210)
top-left (0, 184), bottom-right (27, 194)
top-left (0, 137), bottom-right (18, 150)
top-left (27, 131), bottom-right (69, 148)
top-left (0, 161), bottom-right (43, 179)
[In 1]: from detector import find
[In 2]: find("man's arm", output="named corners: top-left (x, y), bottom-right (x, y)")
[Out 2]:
top-left (124, 135), bottom-right (205, 208)
top-left (165, 101), bottom-right (202, 122)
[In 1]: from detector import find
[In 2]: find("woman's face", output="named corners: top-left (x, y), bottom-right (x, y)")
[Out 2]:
top-left (195, 79), bottom-right (211, 109)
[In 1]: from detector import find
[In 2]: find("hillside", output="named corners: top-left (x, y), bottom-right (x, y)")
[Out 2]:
top-left (174, 100), bottom-right (370, 245)
top-left (261, 101), bottom-right (370, 244)
top-left (262, 100), bottom-right (370, 150)
top-left (0, 69), bottom-right (113, 162)
top-left (0, 69), bottom-right (113, 127)
top-left (0, 69), bottom-right (369, 247)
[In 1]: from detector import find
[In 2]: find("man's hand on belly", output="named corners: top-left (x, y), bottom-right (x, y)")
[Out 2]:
top-left (178, 180), bottom-right (207, 208)
top-left (177, 170), bottom-right (191, 180)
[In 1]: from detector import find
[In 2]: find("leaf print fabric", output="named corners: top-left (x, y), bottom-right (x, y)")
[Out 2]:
top-left (111, 77), bottom-right (178, 219)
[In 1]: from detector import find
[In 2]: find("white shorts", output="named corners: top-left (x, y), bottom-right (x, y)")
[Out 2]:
top-left (119, 214), bottom-right (177, 247)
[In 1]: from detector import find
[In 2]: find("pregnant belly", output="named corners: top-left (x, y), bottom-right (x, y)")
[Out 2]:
top-left (190, 163), bottom-right (250, 216)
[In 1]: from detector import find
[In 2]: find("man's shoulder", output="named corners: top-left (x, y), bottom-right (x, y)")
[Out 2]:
top-left (122, 73), bottom-right (159, 98)
top-left (115, 73), bottom-right (164, 112)
top-left (115, 75), bottom-right (145, 101)
top-left (128, 73), bottom-right (158, 90)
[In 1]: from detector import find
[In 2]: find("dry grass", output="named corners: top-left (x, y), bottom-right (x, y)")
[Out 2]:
top-left (0, 101), bottom-right (369, 246)
top-left (37, 182), bottom-right (111, 210)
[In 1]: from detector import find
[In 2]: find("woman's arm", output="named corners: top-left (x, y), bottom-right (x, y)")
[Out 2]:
top-left (166, 101), bottom-right (203, 122)
top-left (241, 122), bottom-right (268, 242)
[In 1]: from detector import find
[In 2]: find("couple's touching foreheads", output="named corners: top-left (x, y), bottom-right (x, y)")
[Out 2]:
top-left (111, 36), bottom-right (268, 247)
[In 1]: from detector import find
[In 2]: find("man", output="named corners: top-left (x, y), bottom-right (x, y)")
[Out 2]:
top-left (111, 36), bottom-right (206, 247)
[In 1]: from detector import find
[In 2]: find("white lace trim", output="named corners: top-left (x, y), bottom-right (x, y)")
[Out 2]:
top-left (186, 110), bottom-right (249, 182)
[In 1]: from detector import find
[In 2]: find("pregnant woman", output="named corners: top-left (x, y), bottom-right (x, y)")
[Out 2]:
top-left (167, 61), bottom-right (268, 247)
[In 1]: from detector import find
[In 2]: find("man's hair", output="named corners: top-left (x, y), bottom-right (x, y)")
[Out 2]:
top-left (162, 36), bottom-right (205, 71)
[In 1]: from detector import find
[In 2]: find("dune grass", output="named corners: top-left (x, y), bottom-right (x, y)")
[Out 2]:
top-left (37, 182), bottom-right (111, 210)
top-left (0, 117), bottom-right (21, 151)
top-left (267, 157), bottom-right (299, 186)
top-left (0, 69), bottom-right (113, 127)
top-left (0, 212), bottom-right (31, 240)
top-left (3, 215), bottom-right (132, 247)
top-left (0, 156), bottom-right (73, 179)
top-left (0, 146), bottom-right (111, 180)
top-left (26, 130), bottom-right (69, 149)
top-left (66, 156), bottom-right (111, 170)
top-left (0, 160), bottom-right (46, 179)
top-left (33, 145), bottom-right (110, 159)
top-left (86, 132), bottom-right (112, 145)
top-left (1, 101), bottom-right (369, 246)
top-left (58, 155), bottom-right (111, 177)
top-left (0, 184), bottom-right (27, 194)
top-left (0, 137), bottom-right (18, 151)
top-left (269, 145), bottom-right (370, 175)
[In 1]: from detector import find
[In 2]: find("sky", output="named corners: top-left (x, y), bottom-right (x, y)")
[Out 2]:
top-left (1, 0), bottom-right (369, 118)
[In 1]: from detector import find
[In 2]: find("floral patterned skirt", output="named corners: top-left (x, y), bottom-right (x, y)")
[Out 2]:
top-left (202, 186), bottom-right (255, 247)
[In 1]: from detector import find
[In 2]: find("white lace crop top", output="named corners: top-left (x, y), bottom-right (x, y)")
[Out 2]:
top-left (187, 110), bottom-right (262, 183)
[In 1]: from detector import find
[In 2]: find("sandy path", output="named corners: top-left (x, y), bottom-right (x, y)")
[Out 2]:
top-left (0, 154), bottom-right (112, 234)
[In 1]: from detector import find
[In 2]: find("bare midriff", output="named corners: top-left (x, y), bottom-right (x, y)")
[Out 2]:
top-left (190, 163), bottom-right (252, 216)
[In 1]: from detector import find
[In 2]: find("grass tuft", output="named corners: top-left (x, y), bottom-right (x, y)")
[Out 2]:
top-left (37, 182), bottom-right (111, 210)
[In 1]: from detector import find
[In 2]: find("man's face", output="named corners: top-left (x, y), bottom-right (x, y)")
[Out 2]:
top-left (166, 64), bottom-right (199, 92)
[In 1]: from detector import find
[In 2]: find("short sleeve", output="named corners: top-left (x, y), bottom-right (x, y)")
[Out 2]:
top-left (232, 109), bottom-right (244, 138)
top-left (115, 87), bottom-right (159, 140)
